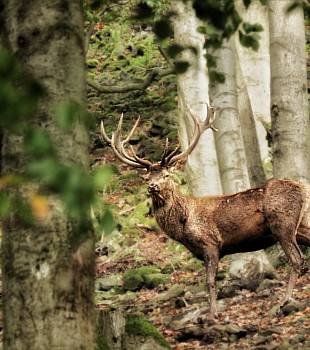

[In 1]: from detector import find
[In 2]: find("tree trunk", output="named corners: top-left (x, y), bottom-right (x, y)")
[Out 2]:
top-left (269, 0), bottom-right (310, 183)
top-left (235, 0), bottom-right (271, 164)
top-left (172, 0), bottom-right (222, 196)
top-left (210, 38), bottom-right (271, 283)
top-left (236, 55), bottom-right (267, 186)
top-left (1, 1), bottom-right (95, 349)
top-left (210, 39), bottom-right (250, 193)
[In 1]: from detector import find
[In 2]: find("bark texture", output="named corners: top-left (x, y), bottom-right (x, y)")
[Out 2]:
top-left (235, 0), bottom-right (271, 162)
top-left (236, 56), bottom-right (266, 187)
top-left (269, 0), bottom-right (310, 183)
top-left (1, 1), bottom-right (95, 349)
top-left (172, 0), bottom-right (222, 196)
top-left (210, 39), bottom-right (250, 194)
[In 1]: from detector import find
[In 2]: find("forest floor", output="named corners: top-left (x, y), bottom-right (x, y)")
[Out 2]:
top-left (94, 153), bottom-right (310, 350)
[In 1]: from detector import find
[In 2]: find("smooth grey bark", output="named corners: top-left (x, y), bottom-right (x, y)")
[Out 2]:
top-left (236, 55), bottom-right (267, 186)
top-left (172, 0), bottom-right (222, 196)
top-left (210, 39), bottom-right (250, 193)
top-left (235, 0), bottom-right (271, 163)
top-left (269, 0), bottom-right (310, 183)
top-left (210, 39), bottom-right (270, 279)
top-left (1, 1), bottom-right (95, 349)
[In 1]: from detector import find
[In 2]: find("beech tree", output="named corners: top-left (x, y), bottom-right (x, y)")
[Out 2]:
top-left (1, 1), bottom-right (95, 349)
top-left (172, 0), bottom-right (222, 196)
top-left (269, 0), bottom-right (310, 183)
top-left (210, 39), bottom-right (250, 194)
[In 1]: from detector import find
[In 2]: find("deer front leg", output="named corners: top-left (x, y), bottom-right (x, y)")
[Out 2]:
top-left (203, 246), bottom-right (220, 320)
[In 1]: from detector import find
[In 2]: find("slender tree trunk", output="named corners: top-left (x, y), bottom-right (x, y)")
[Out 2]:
top-left (269, 0), bottom-right (309, 183)
top-left (210, 39), bottom-right (250, 193)
top-left (236, 55), bottom-right (267, 186)
top-left (235, 0), bottom-right (271, 164)
top-left (210, 38), bottom-right (272, 281)
top-left (1, 1), bottom-right (95, 349)
top-left (172, 0), bottom-right (222, 196)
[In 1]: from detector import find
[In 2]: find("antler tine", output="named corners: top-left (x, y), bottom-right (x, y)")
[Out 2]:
top-left (100, 120), bottom-right (112, 144)
top-left (203, 104), bottom-right (218, 132)
top-left (165, 144), bottom-right (181, 163)
top-left (100, 120), bottom-right (145, 168)
top-left (160, 138), bottom-right (170, 165)
top-left (129, 145), bottom-right (154, 167)
top-left (124, 115), bottom-right (140, 143)
top-left (167, 103), bottom-right (216, 165)
top-left (108, 113), bottom-right (155, 169)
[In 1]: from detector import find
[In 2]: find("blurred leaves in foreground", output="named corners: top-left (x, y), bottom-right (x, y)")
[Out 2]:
top-left (0, 48), bottom-right (115, 236)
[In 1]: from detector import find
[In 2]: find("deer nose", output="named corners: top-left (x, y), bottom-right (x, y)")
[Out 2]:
top-left (148, 183), bottom-right (159, 193)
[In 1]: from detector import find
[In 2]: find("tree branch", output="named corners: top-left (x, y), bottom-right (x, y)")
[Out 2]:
top-left (87, 67), bottom-right (174, 94)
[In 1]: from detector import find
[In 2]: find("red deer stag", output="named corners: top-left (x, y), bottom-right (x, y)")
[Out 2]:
top-left (100, 106), bottom-right (310, 320)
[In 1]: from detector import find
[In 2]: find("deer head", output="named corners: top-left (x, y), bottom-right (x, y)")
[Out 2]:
top-left (100, 104), bottom-right (216, 202)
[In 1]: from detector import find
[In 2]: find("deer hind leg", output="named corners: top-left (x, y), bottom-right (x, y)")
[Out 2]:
top-left (265, 180), bottom-right (308, 304)
top-left (278, 238), bottom-right (305, 304)
top-left (203, 246), bottom-right (220, 320)
top-left (268, 218), bottom-right (306, 304)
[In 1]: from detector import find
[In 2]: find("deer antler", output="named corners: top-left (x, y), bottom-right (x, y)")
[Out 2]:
top-left (164, 104), bottom-right (217, 165)
top-left (100, 114), bottom-right (153, 169)
top-left (100, 104), bottom-right (216, 170)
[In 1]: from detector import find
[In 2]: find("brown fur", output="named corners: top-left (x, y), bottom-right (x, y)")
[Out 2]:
top-left (149, 172), bottom-right (310, 319)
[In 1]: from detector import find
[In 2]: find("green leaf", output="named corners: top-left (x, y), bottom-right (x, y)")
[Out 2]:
top-left (197, 26), bottom-right (207, 35)
top-left (209, 70), bottom-right (225, 84)
top-left (243, 22), bottom-right (263, 34)
top-left (55, 102), bottom-right (80, 131)
top-left (27, 158), bottom-right (64, 188)
top-left (132, 1), bottom-right (154, 20)
top-left (24, 128), bottom-right (55, 158)
top-left (174, 61), bottom-right (190, 74)
top-left (93, 166), bottom-right (114, 189)
top-left (238, 30), bottom-right (259, 51)
top-left (243, 0), bottom-right (251, 8)
top-left (153, 19), bottom-right (173, 40)
top-left (206, 53), bottom-right (217, 69)
top-left (166, 44), bottom-right (184, 59)
top-left (99, 209), bottom-right (116, 235)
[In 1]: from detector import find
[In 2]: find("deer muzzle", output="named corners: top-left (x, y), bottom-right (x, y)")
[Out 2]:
top-left (148, 183), bottom-right (160, 194)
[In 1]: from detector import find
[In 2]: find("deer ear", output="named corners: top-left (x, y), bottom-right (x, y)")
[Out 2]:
top-left (140, 169), bottom-right (150, 180)
top-left (169, 166), bottom-right (176, 174)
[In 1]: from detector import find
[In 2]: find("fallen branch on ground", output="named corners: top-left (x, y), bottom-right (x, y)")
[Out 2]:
top-left (87, 67), bottom-right (174, 94)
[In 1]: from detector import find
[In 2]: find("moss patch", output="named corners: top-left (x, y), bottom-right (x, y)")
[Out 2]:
top-left (123, 266), bottom-right (161, 291)
top-left (143, 273), bottom-right (170, 288)
top-left (125, 315), bottom-right (171, 349)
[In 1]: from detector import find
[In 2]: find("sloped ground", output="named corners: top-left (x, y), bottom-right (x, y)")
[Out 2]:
top-left (96, 228), bottom-right (310, 350)
top-left (94, 154), bottom-right (310, 350)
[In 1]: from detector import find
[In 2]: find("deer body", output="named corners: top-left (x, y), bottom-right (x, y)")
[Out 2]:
top-left (150, 177), bottom-right (310, 318)
top-left (101, 107), bottom-right (310, 320)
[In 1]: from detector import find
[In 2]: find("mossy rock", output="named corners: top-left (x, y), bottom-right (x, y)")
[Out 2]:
top-left (123, 266), bottom-right (161, 291)
top-left (143, 273), bottom-right (170, 289)
top-left (125, 315), bottom-right (171, 349)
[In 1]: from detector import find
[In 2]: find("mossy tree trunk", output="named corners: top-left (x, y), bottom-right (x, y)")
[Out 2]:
top-left (1, 1), bottom-right (95, 349)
